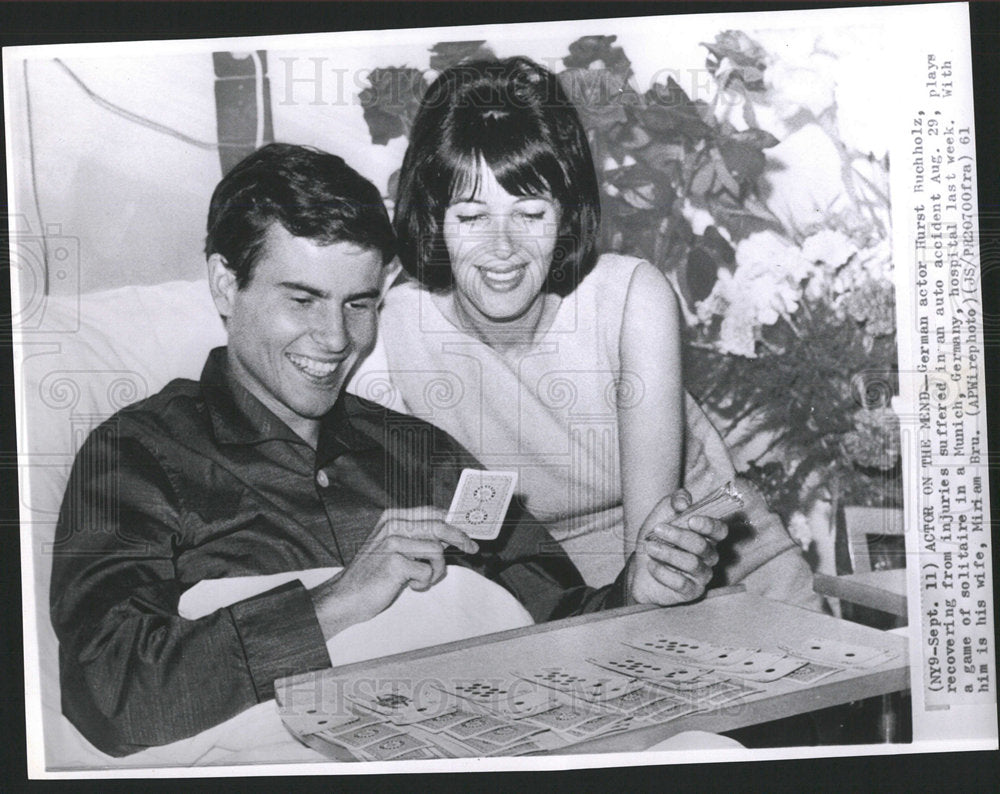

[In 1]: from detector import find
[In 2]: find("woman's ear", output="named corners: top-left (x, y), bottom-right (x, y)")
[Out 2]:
top-left (207, 253), bottom-right (238, 319)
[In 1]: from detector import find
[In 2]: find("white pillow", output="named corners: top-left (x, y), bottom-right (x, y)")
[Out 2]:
top-left (19, 279), bottom-right (225, 770)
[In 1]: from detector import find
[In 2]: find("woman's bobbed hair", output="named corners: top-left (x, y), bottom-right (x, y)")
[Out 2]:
top-left (394, 56), bottom-right (601, 297)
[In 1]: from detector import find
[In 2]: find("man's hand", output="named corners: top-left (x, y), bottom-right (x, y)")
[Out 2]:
top-left (626, 489), bottom-right (728, 607)
top-left (309, 506), bottom-right (478, 640)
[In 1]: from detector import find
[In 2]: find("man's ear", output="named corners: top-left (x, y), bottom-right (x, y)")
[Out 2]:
top-left (207, 254), bottom-right (238, 319)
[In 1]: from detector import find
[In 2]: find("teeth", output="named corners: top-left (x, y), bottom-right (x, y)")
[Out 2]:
top-left (481, 267), bottom-right (523, 284)
top-left (287, 353), bottom-right (341, 377)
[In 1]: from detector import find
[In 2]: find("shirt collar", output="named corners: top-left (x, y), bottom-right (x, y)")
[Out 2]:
top-left (201, 347), bottom-right (381, 459)
top-left (201, 348), bottom-right (300, 446)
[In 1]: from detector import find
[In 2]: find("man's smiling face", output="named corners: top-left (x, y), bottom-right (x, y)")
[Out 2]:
top-left (210, 223), bottom-right (383, 445)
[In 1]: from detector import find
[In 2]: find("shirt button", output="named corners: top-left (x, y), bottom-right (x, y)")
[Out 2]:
top-left (316, 470), bottom-right (330, 488)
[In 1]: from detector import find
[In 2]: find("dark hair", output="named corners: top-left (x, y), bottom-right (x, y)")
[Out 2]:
top-left (394, 57), bottom-right (600, 297)
top-left (205, 143), bottom-right (395, 288)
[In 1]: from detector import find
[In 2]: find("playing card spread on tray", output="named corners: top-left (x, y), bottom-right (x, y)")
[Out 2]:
top-left (586, 654), bottom-right (710, 685)
top-left (622, 635), bottom-right (757, 668)
top-left (281, 705), bottom-right (379, 737)
top-left (488, 740), bottom-right (545, 757)
top-left (475, 722), bottom-right (545, 747)
top-left (412, 709), bottom-right (478, 733)
top-left (441, 678), bottom-right (557, 718)
top-left (709, 648), bottom-right (788, 672)
top-left (563, 712), bottom-right (636, 739)
top-left (446, 469), bottom-right (518, 541)
top-left (780, 638), bottom-right (897, 668)
top-left (516, 665), bottom-right (647, 702)
top-left (780, 661), bottom-right (845, 685)
top-left (357, 731), bottom-right (433, 761)
top-left (346, 682), bottom-right (458, 725)
top-left (722, 655), bottom-right (809, 683)
top-left (444, 713), bottom-right (510, 740)
top-left (326, 720), bottom-right (405, 750)
top-left (521, 703), bottom-right (596, 731)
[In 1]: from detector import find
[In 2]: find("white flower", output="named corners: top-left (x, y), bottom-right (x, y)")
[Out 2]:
top-left (719, 309), bottom-right (758, 358)
top-left (735, 229), bottom-right (813, 285)
top-left (802, 229), bottom-right (856, 267)
top-left (766, 59), bottom-right (836, 121)
top-left (763, 124), bottom-right (854, 234)
top-left (695, 231), bottom-right (814, 356)
top-left (854, 238), bottom-right (892, 282)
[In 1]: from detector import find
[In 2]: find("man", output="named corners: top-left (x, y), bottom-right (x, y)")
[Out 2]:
top-left (51, 144), bottom-right (727, 757)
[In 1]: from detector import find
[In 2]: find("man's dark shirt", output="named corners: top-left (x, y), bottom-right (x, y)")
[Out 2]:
top-left (50, 348), bottom-right (629, 757)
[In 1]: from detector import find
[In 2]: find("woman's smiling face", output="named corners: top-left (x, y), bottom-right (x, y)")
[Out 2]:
top-left (442, 162), bottom-right (561, 332)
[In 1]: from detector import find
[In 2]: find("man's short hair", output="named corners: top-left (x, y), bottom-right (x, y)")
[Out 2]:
top-left (205, 143), bottom-right (396, 288)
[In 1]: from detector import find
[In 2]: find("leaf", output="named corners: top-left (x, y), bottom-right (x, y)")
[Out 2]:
top-left (564, 35), bottom-right (632, 77)
top-left (701, 31), bottom-right (768, 89)
top-left (605, 164), bottom-right (658, 189)
top-left (359, 67), bottom-right (429, 145)
top-left (707, 199), bottom-right (782, 241)
top-left (362, 105), bottom-right (406, 146)
top-left (429, 41), bottom-right (496, 71)
top-left (740, 193), bottom-right (782, 225)
top-left (690, 159), bottom-right (716, 197)
top-left (702, 225), bottom-right (736, 268)
top-left (558, 68), bottom-right (630, 131)
top-left (641, 78), bottom-right (713, 139)
top-left (710, 147), bottom-right (742, 196)
top-left (742, 98), bottom-right (760, 129)
top-left (729, 129), bottom-right (780, 150)
top-left (718, 140), bottom-right (767, 184)
top-left (615, 124), bottom-right (651, 150)
top-left (685, 244), bottom-right (721, 304)
top-left (636, 141), bottom-right (686, 176)
top-left (622, 183), bottom-right (658, 210)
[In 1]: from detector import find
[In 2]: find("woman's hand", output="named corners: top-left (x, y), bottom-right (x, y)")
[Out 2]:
top-left (626, 489), bottom-right (728, 606)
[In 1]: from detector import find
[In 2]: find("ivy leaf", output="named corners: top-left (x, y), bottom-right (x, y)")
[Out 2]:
top-left (641, 78), bottom-right (713, 140)
top-left (429, 41), bottom-right (496, 72)
top-left (564, 35), bottom-right (632, 77)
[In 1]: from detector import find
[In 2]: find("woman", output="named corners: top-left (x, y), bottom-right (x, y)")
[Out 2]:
top-left (351, 57), bottom-right (819, 606)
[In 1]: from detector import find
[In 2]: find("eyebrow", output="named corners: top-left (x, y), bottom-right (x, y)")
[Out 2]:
top-left (278, 282), bottom-right (380, 302)
top-left (345, 289), bottom-right (382, 302)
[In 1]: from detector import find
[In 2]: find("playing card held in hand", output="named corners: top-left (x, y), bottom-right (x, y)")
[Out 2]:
top-left (447, 469), bottom-right (518, 540)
